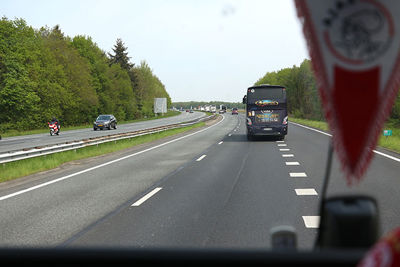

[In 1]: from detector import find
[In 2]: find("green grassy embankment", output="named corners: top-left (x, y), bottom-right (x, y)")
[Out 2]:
top-left (289, 117), bottom-right (400, 154)
top-left (1, 111), bottom-right (181, 138)
top-left (0, 121), bottom-right (204, 183)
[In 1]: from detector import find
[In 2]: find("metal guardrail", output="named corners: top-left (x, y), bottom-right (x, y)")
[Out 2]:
top-left (0, 114), bottom-right (217, 164)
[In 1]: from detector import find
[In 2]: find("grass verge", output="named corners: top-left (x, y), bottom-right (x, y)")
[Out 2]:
top-left (1, 111), bottom-right (181, 138)
top-left (0, 121), bottom-right (205, 183)
top-left (289, 117), bottom-right (400, 154)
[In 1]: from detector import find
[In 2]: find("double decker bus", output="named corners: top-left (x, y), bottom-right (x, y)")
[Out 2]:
top-left (243, 84), bottom-right (288, 140)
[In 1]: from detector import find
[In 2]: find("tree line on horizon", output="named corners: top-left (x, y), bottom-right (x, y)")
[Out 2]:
top-left (0, 18), bottom-right (171, 132)
top-left (172, 101), bottom-right (245, 110)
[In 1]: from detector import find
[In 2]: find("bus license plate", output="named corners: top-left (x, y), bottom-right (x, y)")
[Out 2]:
top-left (264, 128), bottom-right (272, 131)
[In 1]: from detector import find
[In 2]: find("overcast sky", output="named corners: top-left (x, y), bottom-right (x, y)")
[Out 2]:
top-left (2, 0), bottom-right (309, 102)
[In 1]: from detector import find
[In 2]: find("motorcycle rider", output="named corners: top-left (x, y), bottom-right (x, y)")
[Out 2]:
top-left (50, 117), bottom-right (60, 132)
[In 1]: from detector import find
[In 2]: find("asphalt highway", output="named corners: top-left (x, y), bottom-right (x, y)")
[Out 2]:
top-left (0, 111), bottom-right (204, 153)
top-left (0, 113), bottom-right (399, 250)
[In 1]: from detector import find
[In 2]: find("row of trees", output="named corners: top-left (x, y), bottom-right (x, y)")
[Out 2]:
top-left (0, 18), bottom-right (171, 131)
top-left (255, 59), bottom-right (323, 120)
top-left (255, 59), bottom-right (400, 125)
top-left (172, 101), bottom-right (245, 110)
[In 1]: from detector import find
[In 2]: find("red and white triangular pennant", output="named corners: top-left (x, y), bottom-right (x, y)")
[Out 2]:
top-left (295, 0), bottom-right (400, 183)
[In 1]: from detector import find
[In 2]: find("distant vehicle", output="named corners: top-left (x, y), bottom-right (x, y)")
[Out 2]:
top-left (231, 108), bottom-right (238, 115)
top-left (186, 109), bottom-right (189, 112)
top-left (219, 110), bottom-right (224, 114)
top-left (210, 105), bottom-right (216, 113)
top-left (243, 84), bottom-right (287, 140)
top-left (93, 114), bottom-right (117, 130)
top-left (221, 105), bottom-right (227, 113)
top-left (190, 110), bottom-right (194, 113)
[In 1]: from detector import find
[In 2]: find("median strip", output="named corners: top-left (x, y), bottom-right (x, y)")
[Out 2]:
top-left (0, 114), bottom-right (216, 164)
top-left (0, 116), bottom-right (225, 199)
top-left (0, 116), bottom-right (223, 186)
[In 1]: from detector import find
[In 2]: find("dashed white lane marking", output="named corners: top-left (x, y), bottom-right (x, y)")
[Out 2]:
top-left (228, 134), bottom-right (232, 136)
top-left (295, 188), bottom-right (318, 195)
top-left (279, 149), bottom-right (290, 151)
top-left (290, 172), bottom-right (307, 177)
top-left (276, 140), bottom-right (285, 143)
top-left (285, 162), bottom-right (300, 166)
top-left (302, 216), bottom-right (320, 228)
top-left (131, 187), bottom-right (162, 206)
top-left (282, 154), bottom-right (294, 158)
top-left (290, 121), bottom-right (400, 164)
top-left (196, 155), bottom-right (207, 161)
top-left (0, 115), bottom-right (226, 202)
top-left (277, 144), bottom-right (287, 147)
top-left (218, 141), bottom-right (223, 145)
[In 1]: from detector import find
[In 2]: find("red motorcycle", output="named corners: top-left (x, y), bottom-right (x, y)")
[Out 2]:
top-left (48, 122), bottom-right (60, 136)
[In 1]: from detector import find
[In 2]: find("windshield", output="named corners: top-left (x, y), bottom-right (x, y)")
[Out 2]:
top-left (0, 1), bottom-right (399, 262)
top-left (247, 88), bottom-right (285, 103)
top-left (97, 115), bottom-right (111, 120)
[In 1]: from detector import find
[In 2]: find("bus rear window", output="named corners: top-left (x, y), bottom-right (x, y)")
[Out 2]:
top-left (248, 88), bottom-right (284, 102)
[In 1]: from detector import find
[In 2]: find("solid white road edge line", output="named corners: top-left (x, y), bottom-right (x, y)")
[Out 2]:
top-left (290, 172), bottom-right (307, 177)
top-left (302, 216), bottom-right (320, 228)
top-left (131, 187), bottom-right (162, 206)
top-left (373, 150), bottom-right (400, 163)
top-left (196, 155), bottom-right (206, 161)
top-left (289, 121), bottom-right (331, 137)
top-left (295, 188), bottom-right (318, 195)
top-left (290, 121), bottom-right (400, 163)
top-left (0, 115), bottom-right (226, 201)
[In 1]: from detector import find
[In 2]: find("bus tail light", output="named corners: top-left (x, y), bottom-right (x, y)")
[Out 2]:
top-left (283, 116), bottom-right (288, 125)
top-left (247, 118), bottom-right (252, 125)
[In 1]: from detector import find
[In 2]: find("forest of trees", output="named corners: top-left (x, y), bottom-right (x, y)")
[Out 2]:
top-left (255, 59), bottom-right (400, 125)
top-left (0, 18), bottom-right (171, 132)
